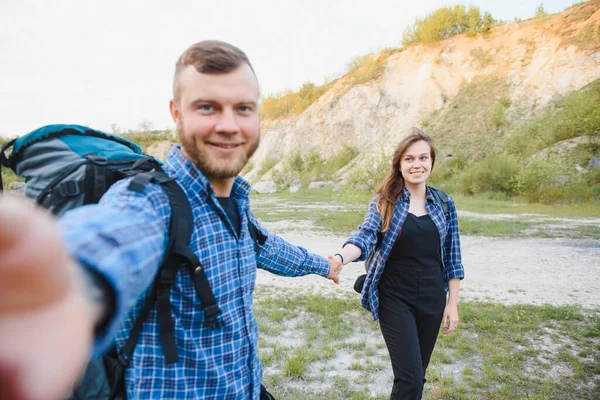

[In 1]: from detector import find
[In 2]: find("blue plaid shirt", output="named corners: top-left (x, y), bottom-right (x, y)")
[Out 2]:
top-left (59, 146), bottom-right (330, 399)
top-left (344, 187), bottom-right (464, 321)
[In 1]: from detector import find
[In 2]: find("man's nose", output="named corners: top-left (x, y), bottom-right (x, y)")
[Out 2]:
top-left (215, 108), bottom-right (239, 134)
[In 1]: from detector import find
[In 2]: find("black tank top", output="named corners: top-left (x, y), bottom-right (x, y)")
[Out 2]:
top-left (383, 213), bottom-right (441, 272)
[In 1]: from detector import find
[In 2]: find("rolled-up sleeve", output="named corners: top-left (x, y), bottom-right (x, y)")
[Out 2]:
top-left (58, 180), bottom-right (170, 355)
top-left (443, 196), bottom-right (464, 281)
top-left (343, 197), bottom-right (381, 262)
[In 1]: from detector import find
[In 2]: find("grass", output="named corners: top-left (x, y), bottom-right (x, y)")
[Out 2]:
top-left (250, 189), bottom-right (600, 239)
top-left (254, 288), bottom-right (600, 399)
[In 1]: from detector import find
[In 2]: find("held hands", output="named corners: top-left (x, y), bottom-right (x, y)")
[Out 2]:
top-left (0, 197), bottom-right (94, 400)
top-left (326, 255), bottom-right (343, 284)
top-left (442, 303), bottom-right (459, 335)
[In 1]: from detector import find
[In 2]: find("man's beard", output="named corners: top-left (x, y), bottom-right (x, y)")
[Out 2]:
top-left (179, 129), bottom-right (259, 180)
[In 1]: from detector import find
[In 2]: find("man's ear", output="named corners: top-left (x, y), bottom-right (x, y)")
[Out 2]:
top-left (169, 99), bottom-right (180, 124)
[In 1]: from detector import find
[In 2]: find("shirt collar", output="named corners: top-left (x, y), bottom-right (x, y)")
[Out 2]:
top-left (163, 145), bottom-right (251, 201)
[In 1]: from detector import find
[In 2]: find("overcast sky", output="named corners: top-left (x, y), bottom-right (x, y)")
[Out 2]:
top-left (0, 0), bottom-right (580, 137)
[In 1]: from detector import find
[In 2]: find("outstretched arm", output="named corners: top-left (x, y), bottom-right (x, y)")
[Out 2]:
top-left (248, 212), bottom-right (341, 283)
top-left (0, 197), bottom-right (95, 400)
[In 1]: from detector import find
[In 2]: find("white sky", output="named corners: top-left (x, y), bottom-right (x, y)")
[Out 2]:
top-left (0, 0), bottom-right (580, 137)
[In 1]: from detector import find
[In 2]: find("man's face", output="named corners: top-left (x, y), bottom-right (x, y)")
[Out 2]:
top-left (170, 64), bottom-right (260, 182)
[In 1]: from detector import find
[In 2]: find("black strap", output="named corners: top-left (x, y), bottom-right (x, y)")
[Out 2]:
top-left (247, 219), bottom-right (267, 255)
top-left (119, 172), bottom-right (266, 367)
top-left (0, 138), bottom-right (17, 193)
top-left (123, 170), bottom-right (223, 365)
top-left (429, 186), bottom-right (450, 218)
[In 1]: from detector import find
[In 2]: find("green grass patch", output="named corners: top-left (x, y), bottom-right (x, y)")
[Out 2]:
top-left (255, 289), bottom-right (600, 399)
top-left (458, 217), bottom-right (533, 236)
top-left (251, 189), bottom-right (600, 239)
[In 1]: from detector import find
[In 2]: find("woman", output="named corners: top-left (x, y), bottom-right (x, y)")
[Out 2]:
top-left (330, 128), bottom-right (464, 399)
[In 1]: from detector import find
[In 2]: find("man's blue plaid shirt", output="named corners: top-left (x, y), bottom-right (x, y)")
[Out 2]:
top-left (59, 146), bottom-right (330, 399)
top-left (344, 187), bottom-right (464, 321)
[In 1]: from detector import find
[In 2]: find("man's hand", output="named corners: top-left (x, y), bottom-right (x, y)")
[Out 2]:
top-left (0, 197), bottom-right (94, 400)
top-left (326, 255), bottom-right (343, 284)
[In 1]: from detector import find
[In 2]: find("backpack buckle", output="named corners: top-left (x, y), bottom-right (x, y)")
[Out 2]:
top-left (57, 180), bottom-right (82, 197)
top-left (85, 154), bottom-right (108, 165)
top-left (202, 304), bottom-right (222, 330)
top-left (117, 352), bottom-right (130, 368)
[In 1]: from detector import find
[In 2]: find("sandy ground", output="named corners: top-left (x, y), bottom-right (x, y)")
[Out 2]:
top-left (256, 229), bottom-right (600, 309)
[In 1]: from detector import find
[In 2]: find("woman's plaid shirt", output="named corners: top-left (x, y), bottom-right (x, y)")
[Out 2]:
top-left (344, 187), bottom-right (464, 321)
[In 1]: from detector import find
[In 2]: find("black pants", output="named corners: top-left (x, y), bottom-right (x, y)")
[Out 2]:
top-left (378, 265), bottom-right (446, 400)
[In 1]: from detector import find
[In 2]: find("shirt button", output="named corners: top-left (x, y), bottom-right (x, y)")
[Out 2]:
top-left (194, 266), bottom-right (202, 275)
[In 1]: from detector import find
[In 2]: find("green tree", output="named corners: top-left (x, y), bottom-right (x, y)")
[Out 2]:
top-left (402, 5), bottom-right (496, 46)
top-left (535, 4), bottom-right (547, 18)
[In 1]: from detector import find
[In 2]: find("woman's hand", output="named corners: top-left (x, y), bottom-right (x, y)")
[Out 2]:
top-left (442, 303), bottom-right (459, 335)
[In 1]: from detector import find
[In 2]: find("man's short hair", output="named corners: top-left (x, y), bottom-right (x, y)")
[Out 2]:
top-left (173, 40), bottom-right (256, 102)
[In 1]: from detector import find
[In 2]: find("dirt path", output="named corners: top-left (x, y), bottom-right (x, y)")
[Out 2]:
top-left (256, 227), bottom-right (600, 309)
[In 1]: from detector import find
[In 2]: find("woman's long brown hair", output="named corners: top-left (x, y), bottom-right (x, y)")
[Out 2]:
top-left (374, 128), bottom-right (437, 232)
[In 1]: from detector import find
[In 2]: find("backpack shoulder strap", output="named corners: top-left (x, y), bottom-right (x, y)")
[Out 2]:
top-left (429, 186), bottom-right (450, 219)
top-left (119, 169), bottom-right (222, 367)
top-left (247, 215), bottom-right (268, 256)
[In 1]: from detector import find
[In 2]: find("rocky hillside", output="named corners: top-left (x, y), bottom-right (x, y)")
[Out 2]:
top-left (244, 1), bottom-right (600, 186)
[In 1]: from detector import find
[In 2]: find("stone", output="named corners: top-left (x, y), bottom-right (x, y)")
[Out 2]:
top-left (252, 181), bottom-right (277, 194)
top-left (308, 181), bottom-right (335, 190)
top-left (289, 179), bottom-right (302, 193)
top-left (8, 182), bottom-right (26, 197)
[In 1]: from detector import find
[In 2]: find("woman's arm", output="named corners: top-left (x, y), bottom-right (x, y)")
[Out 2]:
top-left (442, 278), bottom-right (460, 334)
top-left (333, 243), bottom-right (362, 266)
top-left (337, 197), bottom-right (382, 264)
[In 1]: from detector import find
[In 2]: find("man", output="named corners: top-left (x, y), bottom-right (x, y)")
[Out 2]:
top-left (0, 40), bottom-right (342, 399)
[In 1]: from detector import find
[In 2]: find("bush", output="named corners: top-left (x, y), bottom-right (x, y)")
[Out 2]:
top-left (505, 79), bottom-right (600, 158)
top-left (487, 102), bottom-right (507, 129)
top-left (430, 153), bottom-right (468, 184)
top-left (457, 153), bottom-right (522, 196)
top-left (402, 5), bottom-right (496, 46)
top-left (345, 54), bottom-right (385, 86)
top-left (120, 129), bottom-right (174, 152)
top-left (0, 136), bottom-right (21, 191)
top-left (261, 81), bottom-right (329, 120)
top-left (274, 145), bottom-right (359, 187)
top-left (535, 4), bottom-right (547, 18)
top-left (513, 158), bottom-right (589, 203)
top-left (348, 151), bottom-right (392, 191)
top-left (257, 157), bottom-right (278, 178)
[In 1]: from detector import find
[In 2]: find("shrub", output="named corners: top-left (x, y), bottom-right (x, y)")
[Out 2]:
top-left (505, 79), bottom-right (600, 158)
top-left (513, 158), bottom-right (589, 203)
top-left (402, 5), bottom-right (496, 46)
top-left (274, 145), bottom-right (359, 187)
top-left (348, 151), bottom-right (392, 191)
top-left (457, 153), bottom-right (521, 196)
top-left (0, 136), bottom-right (21, 191)
top-left (345, 54), bottom-right (385, 86)
top-left (261, 81), bottom-right (329, 120)
top-left (257, 157), bottom-right (278, 178)
top-left (487, 102), bottom-right (507, 129)
top-left (535, 4), bottom-right (547, 18)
